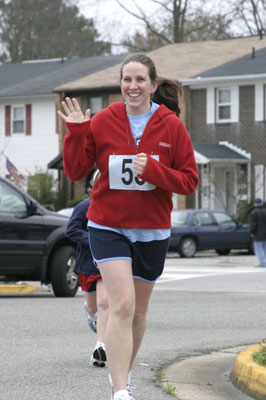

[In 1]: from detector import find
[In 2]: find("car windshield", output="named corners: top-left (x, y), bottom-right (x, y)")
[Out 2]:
top-left (0, 181), bottom-right (27, 213)
top-left (171, 211), bottom-right (189, 225)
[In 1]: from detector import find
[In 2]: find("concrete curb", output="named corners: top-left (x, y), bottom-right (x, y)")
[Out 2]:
top-left (232, 344), bottom-right (266, 400)
top-left (0, 283), bottom-right (37, 295)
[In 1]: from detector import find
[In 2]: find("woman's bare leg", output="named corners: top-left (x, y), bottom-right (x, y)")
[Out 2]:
top-left (130, 279), bottom-right (155, 370)
top-left (97, 259), bottom-right (135, 393)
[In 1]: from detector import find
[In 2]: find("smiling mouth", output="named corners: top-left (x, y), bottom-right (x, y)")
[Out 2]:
top-left (128, 93), bottom-right (141, 98)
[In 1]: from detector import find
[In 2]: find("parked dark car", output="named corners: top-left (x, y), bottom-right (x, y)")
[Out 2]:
top-left (169, 209), bottom-right (253, 258)
top-left (0, 176), bottom-right (78, 297)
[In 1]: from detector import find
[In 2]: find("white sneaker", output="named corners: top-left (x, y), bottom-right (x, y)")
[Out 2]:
top-left (90, 342), bottom-right (106, 367)
top-left (113, 390), bottom-right (132, 400)
top-left (109, 374), bottom-right (135, 400)
top-left (85, 311), bottom-right (97, 333)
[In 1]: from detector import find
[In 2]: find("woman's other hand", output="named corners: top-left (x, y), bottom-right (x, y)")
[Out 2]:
top-left (134, 153), bottom-right (147, 175)
top-left (57, 97), bottom-right (91, 123)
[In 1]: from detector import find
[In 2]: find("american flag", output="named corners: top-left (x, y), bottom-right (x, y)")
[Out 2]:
top-left (5, 157), bottom-right (25, 181)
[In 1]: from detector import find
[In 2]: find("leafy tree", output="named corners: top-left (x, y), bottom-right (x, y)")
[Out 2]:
top-left (27, 170), bottom-right (64, 210)
top-left (0, 0), bottom-right (111, 62)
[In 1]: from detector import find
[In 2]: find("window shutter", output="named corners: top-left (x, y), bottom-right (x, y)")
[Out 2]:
top-left (206, 87), bottom-right (215, 124)
top-left (5, 105), bottom-right (11, 136)
top-left (230, 86), bottom-right (239, 123)
top-left (25, 104), bottom-right (31, 135)
top-left (255, 83), bottom-right (264, 121)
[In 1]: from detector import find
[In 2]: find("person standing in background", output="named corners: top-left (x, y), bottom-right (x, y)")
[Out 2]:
top-left (249, 198), bottom-right (266, 268)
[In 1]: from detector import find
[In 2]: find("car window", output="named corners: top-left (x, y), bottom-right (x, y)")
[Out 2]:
top-left (193, 212), bottom-right (214, 226)
top-left (213, 212), bottom-right (236, 227)
top-left (0, 180), bottom-right (27, 213)
top-left (171, 211), bottom-right (189, 225)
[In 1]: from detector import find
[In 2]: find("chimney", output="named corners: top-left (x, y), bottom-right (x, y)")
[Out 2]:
top-left (251, 47), bottom-right (255, 59)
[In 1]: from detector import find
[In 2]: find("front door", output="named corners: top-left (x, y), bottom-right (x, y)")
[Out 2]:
top-left (214, 167), bottom-right (235, 215)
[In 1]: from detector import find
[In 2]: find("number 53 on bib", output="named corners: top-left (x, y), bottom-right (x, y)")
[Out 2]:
top-left (109, 155), bottom-right (159, 191)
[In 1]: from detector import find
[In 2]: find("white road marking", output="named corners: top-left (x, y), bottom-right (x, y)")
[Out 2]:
top-left (157, 265), bottom-right (258, 284)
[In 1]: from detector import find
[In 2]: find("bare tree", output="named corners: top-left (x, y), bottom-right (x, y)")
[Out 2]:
top-left (228, 0), bottom-right (266, 36)
top-left (114, 0), bottom-right (233, 52)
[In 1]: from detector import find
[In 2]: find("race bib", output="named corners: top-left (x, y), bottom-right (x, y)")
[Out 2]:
top-left (109, 155), bottom-right (159, 191)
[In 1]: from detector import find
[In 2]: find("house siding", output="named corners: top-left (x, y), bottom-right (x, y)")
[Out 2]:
top-left (190, 86), bottom-right (266, 164)
top-left (0, 97), bottom-right (59, 179)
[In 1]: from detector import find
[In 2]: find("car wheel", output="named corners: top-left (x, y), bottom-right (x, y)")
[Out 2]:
top-left (216, 249), bottom-right (231, 256)
top-left (178, 237), bottom-right (197, 258)
top-left (50, 245), bottom-right (78, 297)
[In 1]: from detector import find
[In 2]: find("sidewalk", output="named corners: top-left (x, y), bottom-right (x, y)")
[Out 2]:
top-left (163, 345), bottom-right (266, 400)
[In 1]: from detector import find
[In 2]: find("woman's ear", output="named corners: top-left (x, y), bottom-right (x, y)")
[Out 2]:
top-left (151, 79), bottom-right (159, 94)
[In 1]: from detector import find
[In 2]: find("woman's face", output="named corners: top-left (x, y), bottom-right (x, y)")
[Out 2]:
top-left (121, 61), bottom-right (158, 116)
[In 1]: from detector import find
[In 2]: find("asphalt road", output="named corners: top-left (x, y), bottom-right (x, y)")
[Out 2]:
top-left (1, 251), bottom-right (266, 400)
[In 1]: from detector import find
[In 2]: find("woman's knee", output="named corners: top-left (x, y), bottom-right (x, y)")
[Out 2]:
top-left (111, 295), bottom-right (135, 321)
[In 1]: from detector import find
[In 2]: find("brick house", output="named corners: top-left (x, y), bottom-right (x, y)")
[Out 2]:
top-left (182, 46), bottom-right (266, 216)
top-left (53, 36), bottom-right (266, 211)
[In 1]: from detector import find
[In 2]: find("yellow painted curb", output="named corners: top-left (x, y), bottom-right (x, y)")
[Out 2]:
top-left (232, 344), bottom-right (266, 400)
top-left (0, 284), bottom-right (37, 295)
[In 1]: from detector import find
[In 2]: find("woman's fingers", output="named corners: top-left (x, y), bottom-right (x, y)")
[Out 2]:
top-left (72, 98), bottom-right (82, 112)
top-left (84, 109), bottom-right (91, 121)
top-left (134, 153), bottom-right (147, 174)
top-left (65, 97), bottom-right (75, 113)
top-left (57, 110), bottom-right (67, 121)
top-left (61, 101), bottom-right (70, 116)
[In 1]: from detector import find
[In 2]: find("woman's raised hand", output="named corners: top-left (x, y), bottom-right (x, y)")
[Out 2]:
top-left (57, 97), bottom-right (91, 123)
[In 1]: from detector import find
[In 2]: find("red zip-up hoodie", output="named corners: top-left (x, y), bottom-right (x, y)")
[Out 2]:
top-left (63, 102), bottom-right (198, 229)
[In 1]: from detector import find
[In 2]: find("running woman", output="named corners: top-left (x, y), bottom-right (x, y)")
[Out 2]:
top-left (59, 53), bottom-right (199, 400)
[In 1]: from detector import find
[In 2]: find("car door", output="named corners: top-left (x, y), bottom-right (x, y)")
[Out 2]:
top-left (212, 211), bottom-right (243, 248)
top-left (191, 211), bottom-right (219, 250)
top-left (0, 179), bottom-right (45, 276)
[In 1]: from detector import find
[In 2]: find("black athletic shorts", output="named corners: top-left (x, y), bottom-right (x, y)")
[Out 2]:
top-left (88, 227), bottom-right (169, 283)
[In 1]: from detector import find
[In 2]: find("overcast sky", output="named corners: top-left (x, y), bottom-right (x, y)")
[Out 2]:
top-left (76, 0), bottom-right (163, 52)
top-left (75, 0), bottom-right (256, 54)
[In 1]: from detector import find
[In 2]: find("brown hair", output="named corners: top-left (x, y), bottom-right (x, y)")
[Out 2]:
top-left (120, 53), bottom-right (181, 116)
top-left (152, 77), bottom-right (182, 116)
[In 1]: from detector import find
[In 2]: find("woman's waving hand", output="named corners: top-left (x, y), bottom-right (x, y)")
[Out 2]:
top-left (57, 97), bottom-right (91, 123)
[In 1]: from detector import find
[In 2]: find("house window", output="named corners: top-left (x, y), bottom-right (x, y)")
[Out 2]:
top-left (13, 106), bottom-right (25, 133)
top-left (90, 96), bottom-right (103, 116)
top-left (207, 86), bottom-right (238, 124)
top-left (216, 88), bottom-right (231, 122)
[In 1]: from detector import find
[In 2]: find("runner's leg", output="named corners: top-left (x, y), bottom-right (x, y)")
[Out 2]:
top-left (84, 291), bottom-right (97, 316)
top-left (97, 259), bottom-right (135, 393)
top-left (96, 278), bottom-right (109, 342)
top-left (130, 279), bottom-right (154, 370)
